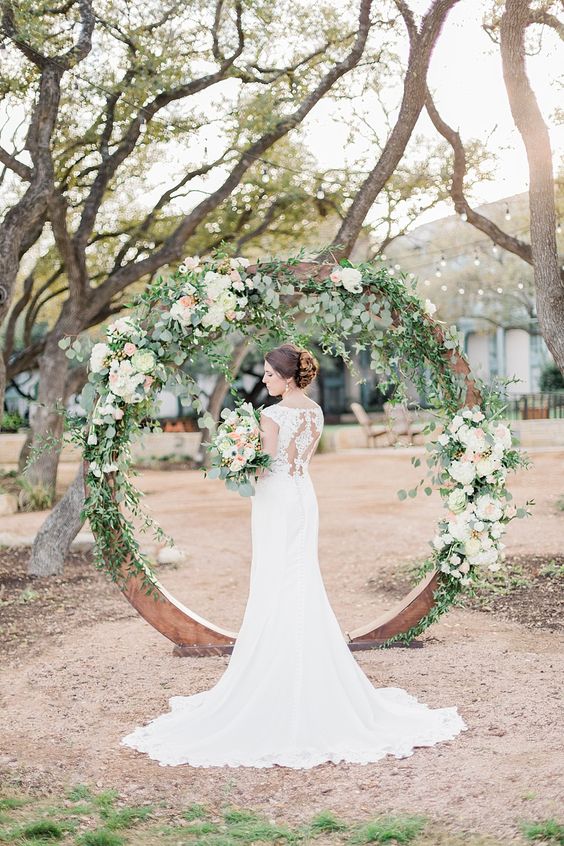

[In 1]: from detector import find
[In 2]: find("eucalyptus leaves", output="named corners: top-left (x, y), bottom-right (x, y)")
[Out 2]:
top-left (65, 245), bottom-right (529, 644)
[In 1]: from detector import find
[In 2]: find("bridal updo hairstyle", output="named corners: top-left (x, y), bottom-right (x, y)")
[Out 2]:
top-left (265, 343), bottom-right (320, 389)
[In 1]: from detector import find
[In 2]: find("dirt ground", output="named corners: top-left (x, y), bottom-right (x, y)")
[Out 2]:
top-left (0, 446), bottom-right (563, 843)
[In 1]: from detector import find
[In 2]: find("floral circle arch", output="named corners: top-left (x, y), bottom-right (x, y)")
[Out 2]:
top-left (70, 248), bottom-right (530, 650)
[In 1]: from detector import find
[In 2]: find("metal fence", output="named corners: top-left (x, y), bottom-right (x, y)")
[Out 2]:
top-left (503, 391), bottom-right (564, 420)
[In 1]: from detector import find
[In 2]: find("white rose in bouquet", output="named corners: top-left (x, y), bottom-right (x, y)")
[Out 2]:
top-left (201, 305), bottom-right (226, 328)
top-left (108, 360), bottom-right (146, 403)
top-left (475, 455), bottom-right (501, 477)
top-left (340, 267), bottom-right (363, 293)
top-left (447, 489), bottom-right (467, 514)
top-left (90, 342), bottom-right (110, 373)
top-left (464, 536), bottom-right (482, 557)
top-left (448, 459), bottom-right (476, 485)
top-left (490, 422), bottom-right (512, 449)
top-left (474, 494), bottom-right (503, 522)
top-left (107, 316), bottom-right (138, 337)
top-left (204, 271), bottom-right (231, 299)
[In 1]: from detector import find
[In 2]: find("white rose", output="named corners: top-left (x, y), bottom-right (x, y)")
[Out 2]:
top-left (423, 298), bottom-right (437, 317)
top-left (340, 267), bottom-right (363, 293)
top-left (464, 537), bottom-right (481, 557)
top-left (201, 306), bottom-right (226, 328)
top-left (230, 256), bottom-right (250, 270)
top-left (107, 316), bottom-right (138, 337)
top-left (447, 489), bottom-right (467, 514)
top-left (204, 271), bottom-right (231, 299)
top-left (184, 255), bottom-right (202, 271)
top-left (475, 455), bottom-right (500, 477)
top-left (490, 422), bottom-right (512, 449)
top-left (90, 342), bottom-right (111, 373)
top-left (217, 289), bottom-right (237, 311)
top-left (448, 459), bottom-right (476, 485)
top-left (449, 414), bottom-right (464, 433)
top-left (475, 494), bottom-right (503, 522)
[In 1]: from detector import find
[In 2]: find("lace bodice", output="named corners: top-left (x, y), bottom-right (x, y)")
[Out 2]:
top-left (260, 404), bottom-right (324, 478)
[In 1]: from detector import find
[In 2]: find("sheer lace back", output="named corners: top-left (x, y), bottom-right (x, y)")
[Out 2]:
top-left (261, 404), bottom-right (324, 479)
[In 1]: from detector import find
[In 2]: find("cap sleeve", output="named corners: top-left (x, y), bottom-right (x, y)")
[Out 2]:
top-left (260, 405), bottom-right (280, 425)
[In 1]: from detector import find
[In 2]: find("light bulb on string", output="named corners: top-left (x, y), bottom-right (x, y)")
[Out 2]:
top-left (394, 263), bottom-right (401, 270)
top-left (497, 287), bottom-right (503, 294)
top-left (441, 284), bottom-right (447, 292)
top-left (474, 252), bottom-right (480, 267)
top-left (261, 165), bottom-right (270, 183)
top-left (460, 211), bottom-right (468, 222)
top-left (518, 282), bottom-right (524, 290)
top-left (435, 267), bottom-right (442, 278)
top-left (440, 254), bottom-right (446, 266)
top-left (458, 287), bottom-right (465, 295)
top-left (492, 242), bottom-right (498, 254)
top-left (478, 288), bottom-right (484, 295)
top-left (557, 220), bottom-right (562, 235)
top-left (505, 204), bottom-right (511, 221)
top-left (423, 279), bottom-right (431, 286)
top-left (316, 188), bottom-right (325, 199)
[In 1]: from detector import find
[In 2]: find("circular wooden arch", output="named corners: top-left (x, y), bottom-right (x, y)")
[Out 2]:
top-left (88, 260), bottom-right (480, 655)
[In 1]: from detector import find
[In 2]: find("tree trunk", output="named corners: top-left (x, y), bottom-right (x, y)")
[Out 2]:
top-left (22, 332), bottom-right (71, 500)
top-left (28, 463), bottom-right (85, 576)
top-left (500, 0), bottom-right (564, 372)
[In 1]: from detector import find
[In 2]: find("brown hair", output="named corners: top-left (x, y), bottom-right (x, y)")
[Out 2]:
top-left (265, 343), bottom-right (319, 389)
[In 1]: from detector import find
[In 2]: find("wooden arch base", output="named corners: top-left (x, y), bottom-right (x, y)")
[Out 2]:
top-left (119, 561), bottom-right (439, 656)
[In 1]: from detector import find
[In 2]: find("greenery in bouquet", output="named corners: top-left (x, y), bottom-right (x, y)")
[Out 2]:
top-left (202, 402), bottom-right (272, 496)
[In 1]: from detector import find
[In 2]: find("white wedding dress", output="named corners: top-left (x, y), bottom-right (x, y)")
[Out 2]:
top-left (121, 402), bottom-right (467, 768)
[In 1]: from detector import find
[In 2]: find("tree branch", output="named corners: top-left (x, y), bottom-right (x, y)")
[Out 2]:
top-left (424, 88), bottom-right (533, 263)
top-left (321, 0), bottom-right (461, 261)
top-left (86, 0), bottom-right (374, 312)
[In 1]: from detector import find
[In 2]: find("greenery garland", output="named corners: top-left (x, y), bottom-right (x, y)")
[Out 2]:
top-left (62, 245), bottom-right (531, 646)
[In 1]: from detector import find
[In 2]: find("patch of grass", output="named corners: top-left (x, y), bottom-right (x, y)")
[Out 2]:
top-left (183, 803), bottom-right (212, 821)
top-left (66, 785), bottom-right (93, 803)
top-left (521, 819), bottom-right (564, 844)
top-left (91, 791), bottom-right (119, 811)
top-left (76, 829), bottom-right (124, 846)
top-left (348, 814), bottom-right (427, 844)
top-left (99, 805), bottom-right (153, 830)
top-left (184, 821), bottom-right (221, 835)
top-left (539, 559), bottom-right (564, 579)
top-left (4, 818), bottom-right (68, 841)
top-left (308, 811), bottom-right (349, 833)
top-left (221, 807), bottom-right (298, 843)
top-left (0, 798), bottom-right (28, 812)
top-left (554, 495), bottom-right (564, 512)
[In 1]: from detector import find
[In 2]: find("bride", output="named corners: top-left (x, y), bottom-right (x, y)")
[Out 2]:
top-left (120, 342), bottom-right (467, 768)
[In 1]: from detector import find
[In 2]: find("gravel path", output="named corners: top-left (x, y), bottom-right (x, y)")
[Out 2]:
top-left (0, 448), bottom-right (562, 843)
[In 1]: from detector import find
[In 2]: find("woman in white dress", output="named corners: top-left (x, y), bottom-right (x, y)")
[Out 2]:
top-left (120, 342), bottom-right (467, 768)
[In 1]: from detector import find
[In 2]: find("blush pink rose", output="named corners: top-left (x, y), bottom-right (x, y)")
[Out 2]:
top-left (123, 343), bottom-right (137, 356)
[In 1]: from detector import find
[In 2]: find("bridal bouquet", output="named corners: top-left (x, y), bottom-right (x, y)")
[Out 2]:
top-left (202, 402), bottom-right (272, 497)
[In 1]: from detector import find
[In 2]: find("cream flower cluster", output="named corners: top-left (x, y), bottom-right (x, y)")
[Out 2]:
top-left (89, 321), bottom-right (156, 412)
top-left (431, 407), bottom-right (517, 584)
top-left (169, 255), bottom-right (252, 330)
top-left (213, 403), bottom-right (261, 473)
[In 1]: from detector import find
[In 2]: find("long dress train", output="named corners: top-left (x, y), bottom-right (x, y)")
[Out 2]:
top-left (120, 402), bottom-right (467, 768)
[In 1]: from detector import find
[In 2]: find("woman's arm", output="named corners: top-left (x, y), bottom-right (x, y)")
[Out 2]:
top-left (256, 413), bottom-right (279, 478)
